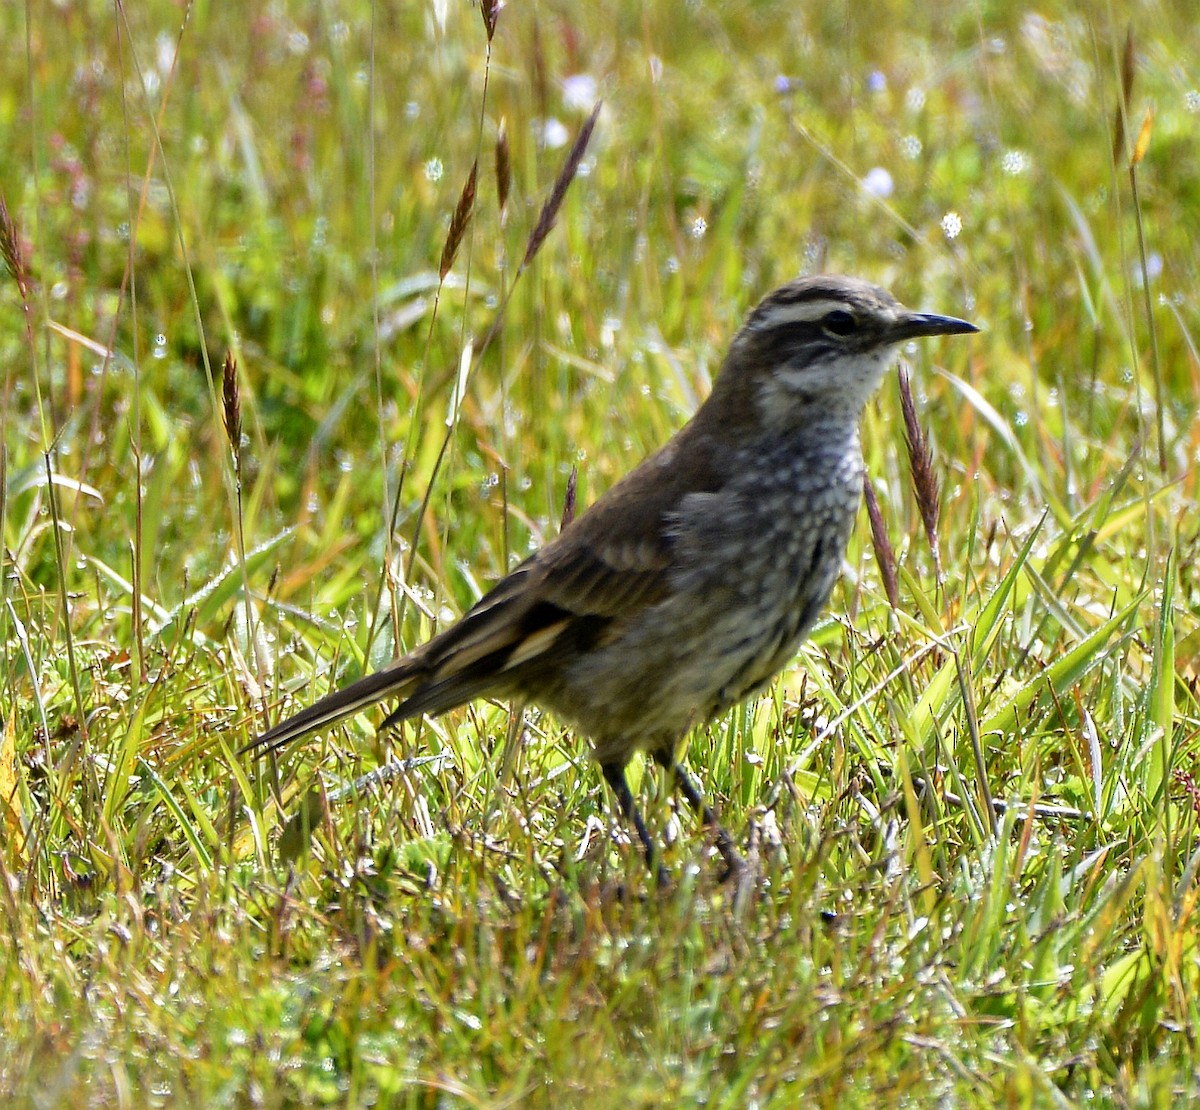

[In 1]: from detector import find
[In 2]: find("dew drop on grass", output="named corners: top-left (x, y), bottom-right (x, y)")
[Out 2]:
top-left (1001, 149), bottom-right (1030, 175)
top-left (941, 211), bottom-right (963, 240)
top-left (539, 118), bottom-right (569, 149)
top-left (562, 74), bottom-right (597, 111)
top-left (863, 167), bottom-right (893, 198)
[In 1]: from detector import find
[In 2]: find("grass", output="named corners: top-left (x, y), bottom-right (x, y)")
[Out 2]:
top-left (2, 0), bottom-right (1200, 1104)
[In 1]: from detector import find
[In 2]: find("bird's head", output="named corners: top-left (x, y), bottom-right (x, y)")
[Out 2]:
top-left (720, 275), bottom-right (977, 428)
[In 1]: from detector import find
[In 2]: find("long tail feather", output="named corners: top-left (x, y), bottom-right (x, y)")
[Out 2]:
top-left (244, 658), bottom-right (422, 755)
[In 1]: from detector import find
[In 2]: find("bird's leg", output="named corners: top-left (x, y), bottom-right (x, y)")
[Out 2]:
top-left (654, 753), bottom-right (746, 880)
top-left (600, 761), bottom-right (670, 886)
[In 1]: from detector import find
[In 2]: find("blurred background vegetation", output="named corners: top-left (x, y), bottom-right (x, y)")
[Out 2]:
top-left (1, 1), bottom-right (1199, 1104)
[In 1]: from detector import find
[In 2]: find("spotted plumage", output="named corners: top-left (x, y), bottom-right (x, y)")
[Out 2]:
top-left (247, 275), bottom-right (976, 882)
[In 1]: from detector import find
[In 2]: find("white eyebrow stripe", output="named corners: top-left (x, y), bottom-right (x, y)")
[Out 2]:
top-left (754, 300), bottom-right (851, 328)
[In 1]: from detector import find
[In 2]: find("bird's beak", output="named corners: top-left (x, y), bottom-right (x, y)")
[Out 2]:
top-left (889, 311), bottom-right (979, 341)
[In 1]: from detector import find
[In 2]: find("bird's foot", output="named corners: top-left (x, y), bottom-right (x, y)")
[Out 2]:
top-left (716, 829), bottom-right (762, 915)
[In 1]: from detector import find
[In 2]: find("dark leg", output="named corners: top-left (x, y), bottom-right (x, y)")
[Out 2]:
top-left (653, 753), bottom-right (745, 879)
top-left (600, 761), bottom-right (669, 886)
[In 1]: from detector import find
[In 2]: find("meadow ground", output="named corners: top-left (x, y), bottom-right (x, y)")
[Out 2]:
top-left (1, 1), bottom-right (1199, 1105)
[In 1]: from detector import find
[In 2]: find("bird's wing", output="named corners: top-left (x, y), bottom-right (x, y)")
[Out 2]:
top-left (245, 511), bottom-right (678, 754)
top-left (391, 428), bottom-right (727, 719)
top-left (389, 501), bottom-right (676, 720)
top-left (247, 428), bottom-right (727, 751)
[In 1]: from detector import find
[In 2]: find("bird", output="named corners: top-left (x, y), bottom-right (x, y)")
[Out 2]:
top-left (247, 274), bottom-right (977, 882)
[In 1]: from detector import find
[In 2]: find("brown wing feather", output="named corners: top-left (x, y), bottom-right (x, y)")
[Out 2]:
top-left (249, 423), bottom-right (729, 750)
top-left (386, 427), bottom-right (728, 716)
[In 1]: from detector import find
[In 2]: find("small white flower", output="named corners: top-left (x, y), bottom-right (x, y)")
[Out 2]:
top-left (1001, 149), bottom-right (1030, 175)
top-left (863, 167), bottom-right (894, 198)
top-left (540, 118), bottom-right (569, 149)
top-left (562, 74), bottom-right (597, 111)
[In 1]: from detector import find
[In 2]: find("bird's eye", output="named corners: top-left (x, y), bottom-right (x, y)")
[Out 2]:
top-left (821, 309), bottom-right (858, 337)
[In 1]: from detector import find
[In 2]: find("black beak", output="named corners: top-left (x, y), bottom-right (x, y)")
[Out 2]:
top-left (889, 311), bottom-right (978, 342)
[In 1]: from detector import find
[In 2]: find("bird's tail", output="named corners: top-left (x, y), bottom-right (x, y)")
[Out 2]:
top-left (243, 657), bottom-right (423, 756)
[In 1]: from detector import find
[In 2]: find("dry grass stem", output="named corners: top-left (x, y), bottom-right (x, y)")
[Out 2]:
top-left (222, 351), bottom-right (241, 476)
top-left (480, 0), bottom-right (502, 42)
top-left (862, 475), bottom-right (899, 610)
top-left (0, 195), bottom-right (29, 297)
top-left (495, 119), bottom-right (511, 220)
top-left (898, 366), bottom-right (943, 587)
top-left (560, 464), bottom-right (578, 530)
top-left (439, 160), bottom-right (478, 282)
top-left (520, 101), bottom-right (601, 272)
top-left (1111, 25), bottom-right (1136, 164)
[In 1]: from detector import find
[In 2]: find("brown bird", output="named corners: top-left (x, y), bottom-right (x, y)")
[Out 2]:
top-left (248, 275), bottom-right (976, 880)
